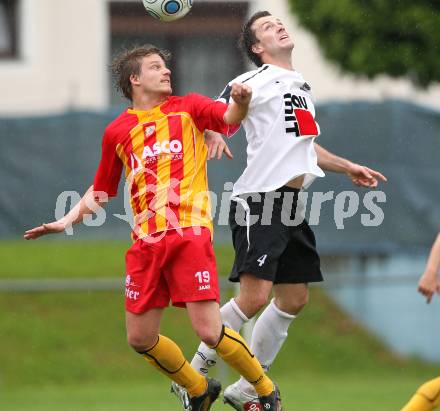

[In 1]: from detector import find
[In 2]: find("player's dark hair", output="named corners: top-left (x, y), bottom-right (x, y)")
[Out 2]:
top-left (239, 10), bottom-right (272, 67)
top-left (111, 44), bottom-right (171, 101)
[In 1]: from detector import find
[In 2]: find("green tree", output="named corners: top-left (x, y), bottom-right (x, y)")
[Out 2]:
top-left (288, 0), bottom-right (440, 87)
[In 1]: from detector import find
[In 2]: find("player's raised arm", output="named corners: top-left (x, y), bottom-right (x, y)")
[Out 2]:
top-left (23, 185), bottom-right (108, 240)
top-left (223, 83), bottom-right (252, 125)
top-left (418, 233), bottom-right (440, 303)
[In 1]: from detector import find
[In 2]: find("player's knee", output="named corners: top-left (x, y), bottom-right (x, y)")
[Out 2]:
top-left (127, 331), bottom-right (157, 352)
top-left (251, 293), bottom-right (271, 313)
top-left (235, 293), bottom-right (269, 318)
top-left (194, 325), bottom-right (221, 347)
top-left (235, 293), bottom-right (268, 318)
top-left (276, 292), bottom-right (309, 315)
top-left (292, 291), bottom-right (309, 313)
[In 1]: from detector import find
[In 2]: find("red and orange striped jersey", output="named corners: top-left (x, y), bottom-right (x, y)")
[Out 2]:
top-left (93, 93), bottom-right (236, 241)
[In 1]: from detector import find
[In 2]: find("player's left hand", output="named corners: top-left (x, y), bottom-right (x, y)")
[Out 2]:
top-left (418, 272), bottom-right (440, 304)
top-left (346, 164), bottom-right (387, 188)
top-left (230, 83), bottom-right (252, 106)
top-left (205, 130), bottom-right (233, 160)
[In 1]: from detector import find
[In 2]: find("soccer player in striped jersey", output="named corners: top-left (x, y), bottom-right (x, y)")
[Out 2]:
top-left (176, 11), bottom-right (387, 411)
top-left (401, 233), bottom-right (440, 411)
top-left (24, 45), bottom-right (282, 411)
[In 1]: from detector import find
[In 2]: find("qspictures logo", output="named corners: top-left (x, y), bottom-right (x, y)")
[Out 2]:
top-left (54, 182), bottom-right (387, 239)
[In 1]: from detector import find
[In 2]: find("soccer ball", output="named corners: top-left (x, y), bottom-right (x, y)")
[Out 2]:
top-left (142, 0), bottom-right (193, 22)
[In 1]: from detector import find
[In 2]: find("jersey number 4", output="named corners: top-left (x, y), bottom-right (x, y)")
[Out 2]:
top-left (257, 254), bottom-right (267, 267)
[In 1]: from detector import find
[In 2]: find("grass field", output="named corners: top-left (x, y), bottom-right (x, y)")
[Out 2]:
top-left (1, 376), bottom-right (431, 411)
top-left (1, 240), bottom-right (437, 410)
top-left (0, 240), bottom-right (235, 279)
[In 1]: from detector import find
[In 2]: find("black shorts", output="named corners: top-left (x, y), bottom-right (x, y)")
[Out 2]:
top-left (228, 186), bottom-right (323, 284)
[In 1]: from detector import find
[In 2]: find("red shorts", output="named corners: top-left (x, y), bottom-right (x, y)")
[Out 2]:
top-left (124, 226), bottom-right (220, 314)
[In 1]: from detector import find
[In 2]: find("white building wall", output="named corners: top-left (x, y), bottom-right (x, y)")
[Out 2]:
top-left (0, 0), bottom-right (109, 116)
top-left (0, 0), bottom-right (439, 115)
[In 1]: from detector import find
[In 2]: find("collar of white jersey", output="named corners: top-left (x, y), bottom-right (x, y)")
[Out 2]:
top-left (261, 63), bottom-right (302, 78)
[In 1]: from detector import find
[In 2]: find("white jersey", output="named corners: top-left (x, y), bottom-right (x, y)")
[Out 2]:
top-left (219, 64), bottom-right (325, 197)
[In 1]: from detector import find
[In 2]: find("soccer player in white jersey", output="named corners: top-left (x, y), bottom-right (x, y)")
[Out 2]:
top-left (171, 11), bottom-right (387, 411)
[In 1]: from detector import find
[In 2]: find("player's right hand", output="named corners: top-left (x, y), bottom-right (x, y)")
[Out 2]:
top-left (24, 221), bottom-right (66, 240)
top-left (230, 83), bottom-right (252, 106)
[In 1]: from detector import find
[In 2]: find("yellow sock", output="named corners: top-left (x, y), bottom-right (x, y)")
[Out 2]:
top-left (401, 377), bottom-right (440, 411)
top-left (211, 326), bottom-right (273, 397)
top-left (141, 335), bottom-right (207, 398)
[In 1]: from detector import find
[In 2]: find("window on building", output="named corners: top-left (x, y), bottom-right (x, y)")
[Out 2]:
top-left (109, 1), bottom-right (249, 106)
top-left (0, 0), bottom-right (18, 59)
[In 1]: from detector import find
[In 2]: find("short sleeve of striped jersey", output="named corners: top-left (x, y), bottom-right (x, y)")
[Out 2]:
top-left (186, 93), bottom-right (239, 138)
top-left (93, 128), bottom-right (123, 198)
